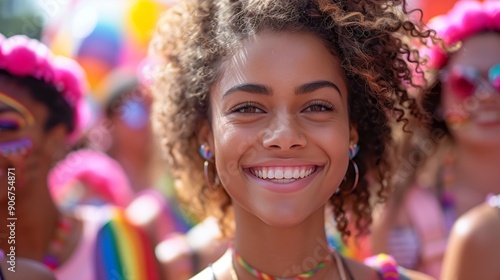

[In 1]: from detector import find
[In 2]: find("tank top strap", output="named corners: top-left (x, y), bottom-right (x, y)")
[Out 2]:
top-left (208, 263), bottom-right (217, 280)
top-left (332, 250), bottom-right (354, 280)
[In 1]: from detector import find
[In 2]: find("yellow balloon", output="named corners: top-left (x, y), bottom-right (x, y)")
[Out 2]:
top-left (126, 0), bottom-right (168, 47)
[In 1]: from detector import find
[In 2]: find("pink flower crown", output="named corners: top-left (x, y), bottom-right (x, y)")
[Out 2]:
top-left (426, 1), bottom-right (500, 70)
top-left (0, 34), bottom-right (90, 144)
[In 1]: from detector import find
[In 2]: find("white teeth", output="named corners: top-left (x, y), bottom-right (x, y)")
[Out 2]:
top-left (251, 167), bottom-right (316, 180)
top-left (275, 170), bottom-right (283, 179)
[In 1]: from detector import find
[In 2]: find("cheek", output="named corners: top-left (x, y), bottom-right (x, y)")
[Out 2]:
top-left (213, 125), bottom-right (254, 184)
top-left (442, 92), bottom-right (467, 115)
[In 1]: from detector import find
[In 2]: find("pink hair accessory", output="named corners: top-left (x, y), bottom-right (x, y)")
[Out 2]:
top-left (48, 149), bottom-right (134, 208)
top-left (0, 34), bottom-right (89, 143)
top-left (426, 1), bottom-right (500, 70)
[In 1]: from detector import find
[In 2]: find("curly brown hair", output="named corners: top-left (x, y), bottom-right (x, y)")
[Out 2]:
top-left (149, 0), bottom-right (433, 238)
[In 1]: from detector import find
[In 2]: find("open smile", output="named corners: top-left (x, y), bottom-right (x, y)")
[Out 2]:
top-left (244, 165), bottom-right (323, 193)
top-left (248, 166), bottom-right (317, 182)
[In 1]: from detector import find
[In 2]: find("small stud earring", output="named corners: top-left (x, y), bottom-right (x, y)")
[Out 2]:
top-left (199, 144), bottom-right (213, 160)
top-left (349, 144), bottom-right (359, 159)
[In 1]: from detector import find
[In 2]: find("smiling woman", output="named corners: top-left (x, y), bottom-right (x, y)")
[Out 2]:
top-left (149, 1), bottom-right (436, 279)
top-left (205, 31), bottom-right (353, 228)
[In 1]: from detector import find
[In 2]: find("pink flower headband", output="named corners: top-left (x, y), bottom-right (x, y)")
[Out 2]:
top-left (48, 149), bottom-right (134, 208)
top-left (0, 34), bottom-right (90, 144)
top-left (426, 1), bottom-right (500, 70)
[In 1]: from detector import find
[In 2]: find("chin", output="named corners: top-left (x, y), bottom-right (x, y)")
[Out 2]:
top-left (256, 206), bottom-right (317, 228)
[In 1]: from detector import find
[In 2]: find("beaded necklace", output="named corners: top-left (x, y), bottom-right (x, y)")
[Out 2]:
top-left (230, 244), bottom-right (331, 280)
top-left (437, 153), bottom-right (457, 233)
top-left (42, 215), bottom-right (74, 270)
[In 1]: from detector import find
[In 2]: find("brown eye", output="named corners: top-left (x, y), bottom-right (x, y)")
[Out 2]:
top-left (303, 101), bottom-right (334, 113)
top-left (306, 105), bottom-right (328, 112)
top-left (231, 102), bottom-right (265, 114)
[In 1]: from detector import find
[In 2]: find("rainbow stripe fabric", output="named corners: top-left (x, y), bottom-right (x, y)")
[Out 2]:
top-left (326, 220), bottom-right (373, 261)
top-left (95, 207), bottom-right (159, 280)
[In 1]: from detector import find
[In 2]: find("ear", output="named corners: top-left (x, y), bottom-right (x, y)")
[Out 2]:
top-left (349, 125), bottom-right (359, 147)
top-left (197, 119), bottom-right (214, 152)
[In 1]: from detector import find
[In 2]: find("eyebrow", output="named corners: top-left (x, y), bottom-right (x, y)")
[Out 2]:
top-left (223, 80), bottom-right (342, 98)
top-left (224, 84), bottom-right (270, 97)
top-left (296, 81), bottom-right (341, 96)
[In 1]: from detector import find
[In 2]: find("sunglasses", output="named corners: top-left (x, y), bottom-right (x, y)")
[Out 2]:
top-left (441, 64), bottom-right (500, 100)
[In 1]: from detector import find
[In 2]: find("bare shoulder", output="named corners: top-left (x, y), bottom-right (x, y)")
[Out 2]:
top-left (441, 202), bottom-right (500, 280)
top-left (451, 202), bottom-right (500, 247)
top-left (1, 258), bottom-right (56, 280)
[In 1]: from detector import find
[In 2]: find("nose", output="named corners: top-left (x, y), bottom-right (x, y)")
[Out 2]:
top-left (262, 113), bottom-right (307, 151)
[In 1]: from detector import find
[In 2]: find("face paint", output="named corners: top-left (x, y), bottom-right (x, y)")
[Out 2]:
top-left (0, 93), bottom-right (35, 127)
top-left (0, 137), bottom-right (33, 157)
top-left (0, 119), bottom-right (24, 131)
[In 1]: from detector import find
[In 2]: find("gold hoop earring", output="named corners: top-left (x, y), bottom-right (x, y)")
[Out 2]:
top-left (200, 144), bottom-right (219, 190)
top-left (347, 158), bottom-right (359, 192)
top-left (336, 145), bottom-right (360, 194)
top-left (203, 160), bottom-right (220, 190)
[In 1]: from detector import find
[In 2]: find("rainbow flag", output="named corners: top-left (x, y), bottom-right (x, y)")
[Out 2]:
top-left (95, 207), bottom-right (159, 280)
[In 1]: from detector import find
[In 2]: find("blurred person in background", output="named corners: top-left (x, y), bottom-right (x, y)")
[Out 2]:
top-left (0, 34), bottom-right (159, 280)
top-left (371, 2), bottom-right (500, 279)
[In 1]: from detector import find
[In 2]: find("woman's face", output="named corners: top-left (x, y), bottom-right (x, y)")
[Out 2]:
top-left (442, 32), bottom-right (500, 146)
top-left (201, 31), bottom-right (357, 227)
top-left (0, 78), bottom-right (66, 201)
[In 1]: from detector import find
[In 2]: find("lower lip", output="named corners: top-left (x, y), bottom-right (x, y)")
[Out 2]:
top-left (244, 167), bottom-right (323, 194)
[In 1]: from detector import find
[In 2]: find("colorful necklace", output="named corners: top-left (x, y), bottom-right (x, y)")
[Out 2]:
top-left (230, 244), bottom-right (331, 280)
top-left (42, 214), bottom-right (74, 270)
top-left (437, 152), bottom-right (457, 233)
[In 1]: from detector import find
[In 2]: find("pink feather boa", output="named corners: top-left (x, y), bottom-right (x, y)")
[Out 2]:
top-left (0, 34), bottom-right (89, 144)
